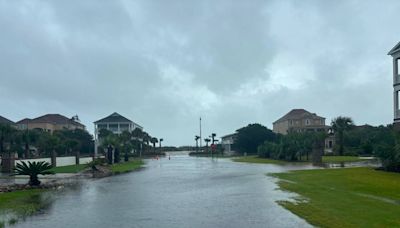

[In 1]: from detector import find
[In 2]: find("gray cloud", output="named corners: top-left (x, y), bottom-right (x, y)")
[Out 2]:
top-left (0, 0), bottom-right (399, 145)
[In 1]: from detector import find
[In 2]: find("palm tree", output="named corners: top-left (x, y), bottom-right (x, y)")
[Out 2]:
top-left (150, 137), bottom-right (158, 153)
top-left (159, 138), bottom-right (163, 148)
top-left (204, 138), bottom-right (211, 153)
top-left (331, 116), bottom-right (354, 156)
top-left (14, 161), bottom-right (54, 186)
top-left (0, 123), bottom-right (15, 155)
top-left (195, 135), bottom-right (200, 152)
top-left (21, 130), bottom-right (39, 159)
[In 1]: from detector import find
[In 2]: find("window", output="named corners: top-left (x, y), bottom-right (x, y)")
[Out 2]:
top-left (120, 124), bottom-right (129, 132)
top-left (397, 91), bottom-right (400, 110)
top-left (97, 124), bottom-right (107, 129)
top-left (397, 59), bottom-right (400, 75)
top-left (305, 119), bottom-right (310, 125)
top-left (289, 120), bottom-right (293, 126)
top-left (109, 124), bottom-right (118, 132)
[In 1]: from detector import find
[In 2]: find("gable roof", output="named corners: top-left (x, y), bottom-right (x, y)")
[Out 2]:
top-left (0, 115), bottom-right (14, 125)
top-left (388, 41), bottom-right (400, 56)
top-left (16, 118), bottom-right (31, 124)
top-left (30, 114), bottom-right (85, 127)
top-left (273, 109), bottom-right (325, 124)
top-left (94, 112), bottom-right (134, 124)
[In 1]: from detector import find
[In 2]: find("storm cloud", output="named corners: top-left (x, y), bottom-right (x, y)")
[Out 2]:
top-left (1, 0), bottom-right (399, 145)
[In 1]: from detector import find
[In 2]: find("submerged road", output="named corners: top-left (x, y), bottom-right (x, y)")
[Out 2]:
top-left (15, 153), bottom-right (315, 228)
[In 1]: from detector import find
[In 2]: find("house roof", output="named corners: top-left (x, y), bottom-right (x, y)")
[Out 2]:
top-left (273, 109), bottom-right (325, 124)
top-left (0, 115), bottom-right (14, 125)
top-left (30, 114), bottom-right (85, 127)
top-left (94, 112), bottom-right (135, 124)
top-left (16, 118), bottom-right (31, 124)
top-left (221, 133), bottom-right (237, 139)
top-left (388, 41), bottom-right (400, 56)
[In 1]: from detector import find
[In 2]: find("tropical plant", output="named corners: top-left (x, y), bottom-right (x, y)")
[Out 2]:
top-left (195, 135), bottom-right (200, 152)
top-left (150, 137), bottom-right (158, 153)
top-left (331, 116), bottom-right (354, 155)
top-left (14, 161), bottom-right (54, 186)
top-left (204, 138), bottom-right (211, 152)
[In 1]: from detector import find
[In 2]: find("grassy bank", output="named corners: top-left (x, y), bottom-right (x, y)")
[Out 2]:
top-left (50, 164), bottom-right (87, 173)
top-left (232, 155), bottom-right (369, 165)
top-left (0, 189), bottom-right (50, 226)
top-left (271, 167), bottom-right (400, 227)
top-left (50, 159), bottom-right (144, 174)
top-left (110, 159), bottom-right (144, 174)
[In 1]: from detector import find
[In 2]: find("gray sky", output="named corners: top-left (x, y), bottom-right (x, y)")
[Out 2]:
top-left (1, 0), bottom-right (399, 146)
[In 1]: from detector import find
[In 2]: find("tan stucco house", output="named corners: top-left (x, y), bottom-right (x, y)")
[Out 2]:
top-left (273, 109), bottom-right (328, 135)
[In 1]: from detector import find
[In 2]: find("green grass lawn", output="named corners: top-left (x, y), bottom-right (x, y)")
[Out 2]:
top-left (321, 156), bottom-right (370, 163)
top-left (232, 155), bottom-right (369, 165)
top-left (0, 189), bottom-right (49, 226)
top-left (110, 159), bottom-right (144, 173)
top-left (271, 167), bottom-right (400, 227)
top-left (50, 164), bottom-right (87, 173)
top-left (232, 156), bottom-right (289, 165)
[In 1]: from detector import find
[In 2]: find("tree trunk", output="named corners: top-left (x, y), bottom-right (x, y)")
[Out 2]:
top-left (24, 142), bottom-right (29, 159)
top-left (339, 132), bottom-right (344, 156)
top-left (75, 150), bottom-right (80, 165)
top-left (312, 140), bottom-right (324, 165)
top-left (29, 175), bottom-right (41, 186)
top-left (51, 150), bottom-right (57, 167)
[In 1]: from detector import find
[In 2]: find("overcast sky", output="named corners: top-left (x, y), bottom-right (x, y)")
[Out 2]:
top-left (1, 0), bottom-right (399, 146)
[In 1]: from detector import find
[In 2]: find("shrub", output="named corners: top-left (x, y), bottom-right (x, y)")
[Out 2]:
top-left (14, 161), bottom-right (54, 186)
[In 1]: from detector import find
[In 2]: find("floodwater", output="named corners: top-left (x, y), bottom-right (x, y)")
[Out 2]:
top-left (13, 153), bottom-right (316, 228)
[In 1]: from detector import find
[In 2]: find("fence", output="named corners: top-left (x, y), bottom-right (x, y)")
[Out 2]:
top-left (13, 156), bottom-right (93, 167)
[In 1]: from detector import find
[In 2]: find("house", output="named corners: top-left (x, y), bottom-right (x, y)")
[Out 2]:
top-left (220, 133), bottom-right (236, 155)
top-left (273, 109), bottom-right (328, 135)
top-left (15, 114), bottom-right (85, 133)
top-left (93, 112), bottom-right (143, 156)
top-left (0, 115), bottom-right (15, 126)
top-left (388, 41), bottom-right (400, 126)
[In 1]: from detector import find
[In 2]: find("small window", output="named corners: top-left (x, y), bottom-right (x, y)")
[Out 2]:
top-left (306, 119), bottom-right (310, 125)
top-left (289, 120), bottom-right (293, 125)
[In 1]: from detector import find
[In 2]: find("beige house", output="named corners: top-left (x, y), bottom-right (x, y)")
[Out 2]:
top-left (273, 109), bottom-right (327, 135)
top-left (16, 114), bottom-right (85, 133)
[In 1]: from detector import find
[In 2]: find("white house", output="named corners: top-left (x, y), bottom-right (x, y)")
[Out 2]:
top-left (94, 112), bottom-right (143, 156)
top-left (388, 42), bottom-right (400, 125)
top-left (221, 133), bottom-right (236, 155)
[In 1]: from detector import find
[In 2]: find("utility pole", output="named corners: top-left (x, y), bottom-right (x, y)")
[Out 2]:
top-left (199, 117), bottom-right (202, 150)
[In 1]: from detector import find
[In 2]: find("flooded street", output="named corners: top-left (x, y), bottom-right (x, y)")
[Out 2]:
top-left (14, 153), bottom-right (315, 228)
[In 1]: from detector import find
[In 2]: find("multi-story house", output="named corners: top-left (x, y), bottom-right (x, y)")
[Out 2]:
top-left (15, 114), bottom-right (85, 133)
top-left (388, 41), bottom-right (400, 125)
top-left (93, 112), bottom-right (143, 156)
top-left (273, 109), bottom-right (327, 135)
